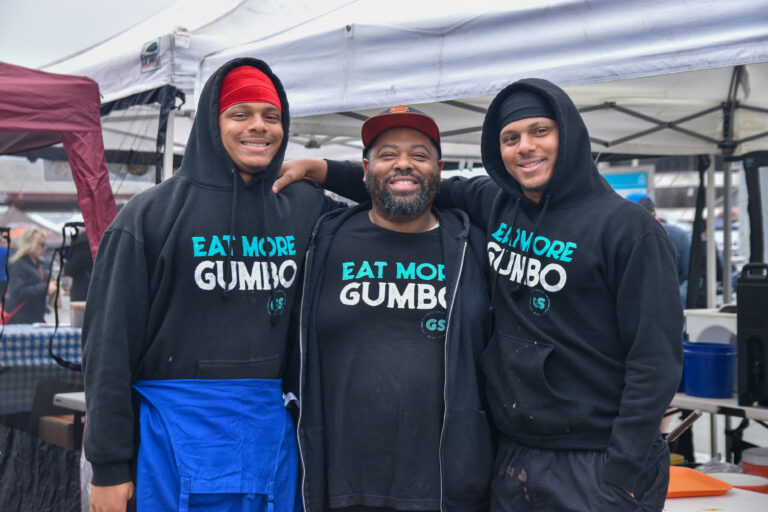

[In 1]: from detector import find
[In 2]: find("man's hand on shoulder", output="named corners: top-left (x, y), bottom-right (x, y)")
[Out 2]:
top-left (273, 159), bottom-right (328, 193)
top-left (90, 481), bottom-right (134, 512)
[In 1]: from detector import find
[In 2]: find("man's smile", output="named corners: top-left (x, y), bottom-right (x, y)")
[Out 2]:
top-left (518, 159), bottom-right (546, 171)
top-left (387, 175), bottom-right (420, 192)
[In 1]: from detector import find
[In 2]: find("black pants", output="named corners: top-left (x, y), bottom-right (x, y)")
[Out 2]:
top-left (490, 435), bottom-right (669, 511)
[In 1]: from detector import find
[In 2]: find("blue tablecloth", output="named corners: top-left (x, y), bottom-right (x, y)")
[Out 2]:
top-left (0, 326), bottom-right (83, 416)
top-left (0, 325), bottom-right (82, 367)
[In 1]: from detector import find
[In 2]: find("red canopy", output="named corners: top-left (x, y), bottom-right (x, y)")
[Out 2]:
top-left (0, 61), bottom-right (117, 258)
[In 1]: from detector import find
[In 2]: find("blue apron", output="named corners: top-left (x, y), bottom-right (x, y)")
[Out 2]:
top-left (133, 379), bottom-right (299, 512)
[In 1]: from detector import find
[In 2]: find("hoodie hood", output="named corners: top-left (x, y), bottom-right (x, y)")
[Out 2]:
top-left (481, 78), bottom-right (611, 208)
top-left (177, 58), bottom-right (290, 188)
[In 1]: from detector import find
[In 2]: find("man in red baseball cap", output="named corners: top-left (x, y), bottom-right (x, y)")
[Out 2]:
top-left (82, 58), bottom-right (344, 511)
top-left (294, 106), bottom-right (494, 512)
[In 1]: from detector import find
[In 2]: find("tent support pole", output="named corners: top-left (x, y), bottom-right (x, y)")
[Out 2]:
top-left (706, 156), bottom-right (717, 308)
top-left (723, 162), bottom-right (734, 302)
top-left (717, 66), bottom-right (741, 304)
top-left (163, 109), bottom-right (175, 181)
top-left (0, 133), bottom-right (28, 153)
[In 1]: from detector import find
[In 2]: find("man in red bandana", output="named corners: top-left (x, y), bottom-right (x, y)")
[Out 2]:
top-left (83, 59), bottom-right (343, 511)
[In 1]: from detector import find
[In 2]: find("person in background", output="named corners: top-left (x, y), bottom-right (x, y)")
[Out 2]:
top-left (627, 193), bottom-right (691, 303)
top-left (0, 237), bottom-right (8, 299)
top-left (296, 106), bottom-right (493, 512)
top-left (63, 228), bottom-right (92, 302)
top-left (82, 58), bottom-right (343, 512)
top-left (4, 228), bottom-right (57, 324)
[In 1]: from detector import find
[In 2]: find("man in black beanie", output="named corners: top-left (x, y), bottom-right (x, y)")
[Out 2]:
top-left (273, 79), bottom-right (683, 511)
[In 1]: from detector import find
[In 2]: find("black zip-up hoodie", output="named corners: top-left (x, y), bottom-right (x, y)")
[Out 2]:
top-left (322, 79), bottom-right (683, 494)
top-left (81, 58), bottom-right (339, 486)
top-left (297, 203), bottom-right (494, 512)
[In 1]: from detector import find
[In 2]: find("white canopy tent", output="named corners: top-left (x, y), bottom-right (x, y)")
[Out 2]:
top-left (201, 0), bottom-right (768, 159)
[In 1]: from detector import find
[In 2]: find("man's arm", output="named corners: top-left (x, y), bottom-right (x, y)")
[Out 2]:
top-left (434, 176), bottom-right (498, 231)
top-left (274, 159), bottom-right (369, 202)
top-left (276, 159), bottom-right (499, 230)
top-left (63, 235), bottom-right (92, 278)
top-left (602, 232), bottom-right (683, 494)
top-left (82, 228), bottom-right (151, 505)
top-left (273, 159), bottom-right (328, 193)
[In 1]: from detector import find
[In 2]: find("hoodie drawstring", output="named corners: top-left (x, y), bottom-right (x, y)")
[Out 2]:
top-left (261, 180), bottom-right (280, 326)
top-left (222, 172), bottom-right (279, 325)
top-left (221, 169), bottom-right (239, 301)
top-left (489, 197), bottom-right (521, 325)
top-left (489, 194), bottom-right (552, 320)
top-left (511, 194), bottom-right (551, 298)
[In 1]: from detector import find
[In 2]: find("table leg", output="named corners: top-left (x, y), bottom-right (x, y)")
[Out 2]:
top-left (74, 411), bottom-right (83, 450)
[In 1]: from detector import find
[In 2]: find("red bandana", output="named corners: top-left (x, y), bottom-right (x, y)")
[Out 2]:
top-left (218, 66), bottom-right (281, 114)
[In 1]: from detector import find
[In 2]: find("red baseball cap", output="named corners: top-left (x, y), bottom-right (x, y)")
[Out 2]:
top-left (361, 105), bottom-right (441, 151)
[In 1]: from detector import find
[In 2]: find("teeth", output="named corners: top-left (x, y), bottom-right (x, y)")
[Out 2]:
top-left (242, 142), bottom-right (268, 147)
top-left (391, 180), bottom-right (415, 185)
top-left (521, 160), bottom-right (542, 168)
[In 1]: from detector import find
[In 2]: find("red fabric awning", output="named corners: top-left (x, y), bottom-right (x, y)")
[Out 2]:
top-left (0, 61), bottom-right (117, 258)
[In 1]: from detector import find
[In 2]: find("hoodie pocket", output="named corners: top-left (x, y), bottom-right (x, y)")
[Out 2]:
top-left (196, 356), bottom-right (279, 379)
top-left (442, 411), bottom-right (494, 501)
top-left (480, 331), bottom-right (576, 436)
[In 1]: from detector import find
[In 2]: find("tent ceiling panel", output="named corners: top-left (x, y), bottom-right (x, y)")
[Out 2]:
top-left (203, 0), bottom-right (768, 157)
top-left (202, 0), bottom-right (768, 115)
top-left (288, 62), bottom-right (768, 158)
top-left (45, 0), bottom-right (353, 103)
top-left (43, 0), bottom-right (243, 102)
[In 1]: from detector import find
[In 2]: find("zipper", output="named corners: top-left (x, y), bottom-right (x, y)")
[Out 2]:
top-left (296, 232), bottom-right (316, 512)
top-left (438, 237), bottom-right (467, 512)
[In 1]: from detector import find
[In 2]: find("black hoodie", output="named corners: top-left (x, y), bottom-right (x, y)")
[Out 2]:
top-left (323, 79), bottom-right (683, 494)
top-left (81, 58), bottom-right (340, 486)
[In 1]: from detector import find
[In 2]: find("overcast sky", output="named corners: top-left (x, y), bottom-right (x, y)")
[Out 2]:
top-left (0, 0), bottom-right (176, 68)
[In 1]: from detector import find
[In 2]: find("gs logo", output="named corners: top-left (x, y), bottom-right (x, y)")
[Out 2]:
top-left (420, 310), bottom-right (447, 339)
top-left (266, 289), bottom-right (287, 318)
top-left (529, 288), bottom-right (551, 317)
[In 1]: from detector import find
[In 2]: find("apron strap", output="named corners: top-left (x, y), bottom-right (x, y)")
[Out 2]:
top-left (267, 493), bottom-right (275, 512)
top-left (179, 477), bottom-right (191, 512)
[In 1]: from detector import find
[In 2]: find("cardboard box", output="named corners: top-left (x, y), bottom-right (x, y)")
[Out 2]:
top-left (38, 415), bottom-right (76, 449)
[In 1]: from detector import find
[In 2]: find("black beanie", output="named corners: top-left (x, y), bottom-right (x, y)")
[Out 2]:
top-left (497, 89), bottom-right (555, 130)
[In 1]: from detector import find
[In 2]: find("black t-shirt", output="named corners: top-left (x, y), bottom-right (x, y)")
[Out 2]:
top-left (317, 210), bottom-right (446, 511)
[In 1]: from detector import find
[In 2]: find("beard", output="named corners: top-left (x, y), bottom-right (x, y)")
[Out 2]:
top-left (366, 170), bottom-right (439, 220)
top-left (521, 182), bottom-right (548, 194)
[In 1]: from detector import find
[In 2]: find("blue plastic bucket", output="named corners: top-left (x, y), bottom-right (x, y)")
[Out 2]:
top-left (683, 341), bottom-right (737, 398)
